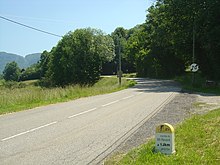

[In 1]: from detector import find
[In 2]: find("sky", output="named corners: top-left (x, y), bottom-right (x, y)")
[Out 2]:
top-left (0, 0), bottom-right (153, 56)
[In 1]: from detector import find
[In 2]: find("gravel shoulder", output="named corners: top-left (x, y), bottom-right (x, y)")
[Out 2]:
top-left (104, 91), bottom-right (220, 162)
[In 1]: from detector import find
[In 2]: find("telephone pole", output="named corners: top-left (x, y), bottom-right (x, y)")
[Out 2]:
top-left (117, 36), bottom-right (122, 86)
top-left (193, 22), bottom-right (195, 64)
top-left (192, 17), bottom-right (196, 85)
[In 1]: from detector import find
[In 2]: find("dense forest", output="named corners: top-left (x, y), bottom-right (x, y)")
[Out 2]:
top-left (2, 0), bottom-right (220, 86)
top-left (107, 0), bottom-right (220, 80)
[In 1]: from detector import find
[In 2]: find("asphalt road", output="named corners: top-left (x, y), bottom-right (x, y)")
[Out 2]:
top-left (0, 79), bottom-right (180, 165)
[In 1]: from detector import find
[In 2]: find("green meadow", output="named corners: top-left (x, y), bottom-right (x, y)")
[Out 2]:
top-left (0, 77), bottom-right (135, 115)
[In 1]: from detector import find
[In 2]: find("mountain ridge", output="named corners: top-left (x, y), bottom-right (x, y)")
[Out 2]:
top-left (0, 52), bottom-right (41, 73)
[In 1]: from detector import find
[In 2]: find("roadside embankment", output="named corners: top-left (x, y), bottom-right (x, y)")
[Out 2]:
top-left (104, 91), bottom-right (220, 164)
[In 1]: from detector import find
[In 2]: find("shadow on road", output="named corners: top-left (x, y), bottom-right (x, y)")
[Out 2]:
top-left (130, 78), bottom-right (181, 93)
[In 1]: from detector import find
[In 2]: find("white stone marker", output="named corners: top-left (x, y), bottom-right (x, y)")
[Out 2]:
top-left (155, 123), bottom-right (175, 155)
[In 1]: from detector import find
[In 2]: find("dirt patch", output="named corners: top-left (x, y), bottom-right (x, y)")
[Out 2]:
top-left (193, 93), bottom-right (220, 114)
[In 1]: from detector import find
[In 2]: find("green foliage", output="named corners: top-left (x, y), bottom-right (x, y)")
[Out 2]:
top-left (45, 28), bottom-right (115, 86)
top-left (167, 0), bottom-right (220, 80)
top-left (139, 1), bottom-right (186, 78)
top-left (3, 61), bottom-right (21, 81)
top-left (158, 0), bottom-right (219, 79)
top-left (125, 25), bottom-right (147, 74)
top-left (38, 50), bottom-right (51, 79)
top-left (114, 0), bottom-right (219, 80)
top-left (110, 27), bottom-right (137, 74)
top-left (106, 109), bottom-right (220, 164)
top-left (123, 73), bottom-right (137, 78)
top-left (1, 81), bottom-right (27, 89)
top-left (0, 77), bottom-right (135, 115)
top-left (20, 64), bottom-right (41, 81)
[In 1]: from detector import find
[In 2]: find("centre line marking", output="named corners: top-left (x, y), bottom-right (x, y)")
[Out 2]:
top-left (102, 100), bottom-right (119, 107)
top-left (1, 121), bottom-right (58, 142)
top-left (137, 92), bottom-right (144, 95)
top-left (68, 108), bottom-right (97, 119)
top-left (122, 95), bottom-right (134, 100)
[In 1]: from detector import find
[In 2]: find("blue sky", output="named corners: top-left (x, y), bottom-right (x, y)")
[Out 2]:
top-left (0, 0), bottom-right (153, 56)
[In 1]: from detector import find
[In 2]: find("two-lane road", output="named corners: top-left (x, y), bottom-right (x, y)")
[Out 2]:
top-left (0, 79), bottom-right (180, 165)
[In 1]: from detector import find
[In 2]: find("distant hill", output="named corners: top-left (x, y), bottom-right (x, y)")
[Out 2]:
top-left (25, 53), bottom-right (41, 66)
top-left (0, 52), bottom-right (41, 73)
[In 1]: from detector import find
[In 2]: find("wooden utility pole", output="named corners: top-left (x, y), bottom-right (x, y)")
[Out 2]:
top-left (192, 20), bottom-right (196, 85)
top-left (118, 36), bottom-right (122, 86)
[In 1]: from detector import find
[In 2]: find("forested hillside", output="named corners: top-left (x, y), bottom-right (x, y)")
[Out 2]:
top-left (25, 53), bottom-right (41, 66)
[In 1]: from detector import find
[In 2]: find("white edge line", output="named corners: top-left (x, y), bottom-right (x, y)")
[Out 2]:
top-left (1, 121), bottom-right (57, 142)
top-left (102, 100), bottom-right (119, 107)
top-left (68, 108), bottom-right (97, 119)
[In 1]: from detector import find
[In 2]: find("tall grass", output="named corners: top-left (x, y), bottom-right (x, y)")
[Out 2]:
top-left (0, 77), bottom-right (135, 115)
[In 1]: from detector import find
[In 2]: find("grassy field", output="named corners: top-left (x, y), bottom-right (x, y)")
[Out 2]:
top-left (0, 77), bottom-right (135, 115)
top-left (105, 108), bottom-right (220, 165)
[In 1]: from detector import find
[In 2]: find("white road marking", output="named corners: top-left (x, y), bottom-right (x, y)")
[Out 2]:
top-left (102, 100), bottom-right (119, 107)
top-left (1, 121), bottom-right (58, 141)
top-left (1, 94), bottom-right (138, 142)
top-left (68, 108), bottom-right (97, 119)
top-left (136, 92), bottom-right (144, 95)
top-left (122, 95), bottom-right (134, 100)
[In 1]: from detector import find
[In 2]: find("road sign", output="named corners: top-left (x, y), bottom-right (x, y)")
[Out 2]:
top-left (155, 123), bottom-right (175, 155)
top-left (190, 63), bottom-right (199, 72)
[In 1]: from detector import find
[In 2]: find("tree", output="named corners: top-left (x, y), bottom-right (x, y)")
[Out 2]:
top-left (125, 24), bottom-right (149, 76)
top-left (47, 28), bottom-right (115, 86)
top-left (20, 64), bottom-right (41, 81)
top-left (158, 0), bottom-right (220, 80)
top-left (3, 61), bottom-right (21, 81)
top-left (39, 50), bottom-right (51, 78)
top-left (132, 0), bottom-right (217, 78)
top-left (110, 27), bottom-right (138, 74)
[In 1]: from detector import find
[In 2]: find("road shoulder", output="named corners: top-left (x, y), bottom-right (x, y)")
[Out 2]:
top-left (104, 91), bottom-right (220, 162)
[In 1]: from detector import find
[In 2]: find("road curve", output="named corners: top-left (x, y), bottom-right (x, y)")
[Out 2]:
top-left (0, 79), bottom-right (180, 165)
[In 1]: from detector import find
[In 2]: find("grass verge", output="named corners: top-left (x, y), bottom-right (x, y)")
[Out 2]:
top-left (0, 77), bottom-right (136, 115)
top-left (175, 73), bottom-right (220, 95)
top-left (123, 73), bottom-right (137, 78)
top-left (105, 109), bottom-right (220, 165)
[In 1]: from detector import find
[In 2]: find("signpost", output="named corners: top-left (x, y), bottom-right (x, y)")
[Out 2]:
top-left (190, 63), bottom-right (199, 72)
top-left (155, 123), bottom-right (175, 155)
top-left (190, 63), bottom-right (199, 85)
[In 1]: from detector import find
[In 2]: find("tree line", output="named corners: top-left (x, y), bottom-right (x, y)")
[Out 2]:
top-left (108, 0), bottom-right (220, 80)
top-left (2, 0), bottom-right (220, 86)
